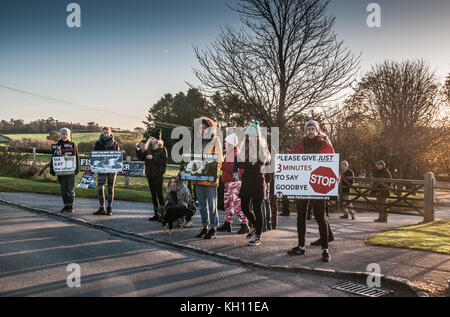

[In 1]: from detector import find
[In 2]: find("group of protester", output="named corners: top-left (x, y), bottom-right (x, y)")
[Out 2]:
top-left (50, 118), bottom-right (393, 263)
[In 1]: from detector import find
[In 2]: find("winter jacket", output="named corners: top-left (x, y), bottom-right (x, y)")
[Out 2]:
top-left (291, 135), bottom-right (335, 154)
top-left (221, 147), bottom-right (243, 183)
top-left (165, 182), bottom-right (196, 215)
top-left (372, 168), bottom-right (392, 197)
top-left (234, 160), bottom-right (268, 201)
top-left (94, 134), bottom-right (120, 151)
top-left (136, 145), bottom-right (168, 179)
top-left (340, 168), bottom-right (354, 195)
top-left (50, 140), bottom-right (80, 176)
top-left (191, 135), bottom-right (223, 187)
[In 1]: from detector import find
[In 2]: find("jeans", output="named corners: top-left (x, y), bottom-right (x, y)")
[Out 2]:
top-left (195, 185), bottom-right (218, 228)
top-left (58, 175), bottom-right (75, 207)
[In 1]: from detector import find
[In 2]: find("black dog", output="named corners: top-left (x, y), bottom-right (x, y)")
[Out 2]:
top-left (160, 204), bottom-right (195, 235)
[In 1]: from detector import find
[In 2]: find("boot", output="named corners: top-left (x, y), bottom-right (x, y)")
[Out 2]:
top-left (106, 207), bottom-right (112, 216)
top-left (237, 223), bottom-right (250, 234)
top-left (93, 207), bottom-right (106, 215)
top-left (203, 228), bottom-right (217, 240)
top-left (217, 222), bottom-right (232, 232)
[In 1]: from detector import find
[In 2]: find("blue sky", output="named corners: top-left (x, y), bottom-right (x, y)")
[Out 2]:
top-left (0, 0), bottom-right (449, 129)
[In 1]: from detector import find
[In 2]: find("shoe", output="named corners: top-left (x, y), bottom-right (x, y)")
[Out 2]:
top-left (183, 220), bottom-right (193, 228)
top-left (60, 206), bottom-right (68, 213)
top-left (248, 237), bottom-right (261, 246)
top-left (237, 223), bottom-right (250, 234)
top-left (196, 227), bottom-right (208, 238)
top-left (340, 215), bottom-right (349, 219)
top-left (307, 215), bottom-right (312, 220)
top-left (374, 218), bottom-right (387, 223)
top-left (266, 223), bottom-right (272, 231)
top-left (66, 206), bottom-right (74, 213)
top-left (310, 235), bottom-right (335, 246)
top-left (217, 222), bottom-right (232, 232)
top-left (351, 214), bottom-right (356, 220)
top-left (203, 228), bottom-right (217, 239)
top-left (287, 246), bottom-right (305, 256)
top-left (322, 250), bottom-right (331, 262)
top-left (279, 213), bottom-right (290, 217)
top-left (149, 214), bottom-right (160, 221)
top-left (93, 207), bottom-right (106, 215)
top-left (106, 207), bottom-right (112, 216)
top-left (246, 228), bottom-right (256, 239)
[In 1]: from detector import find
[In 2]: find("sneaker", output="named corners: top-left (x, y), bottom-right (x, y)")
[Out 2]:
top-left (340, 215), bottom-right (349, 219)
top-left (60, 206), bottom-right (68, 213)
top-left (217, 222), bottom-right (232, 232)
top-left (183, 220), bottom-right (193, 228)
top-left (248, 237), bottom-right (261, 246)
top-left (93, 207), bottom-right (106, 215)
top-left (196, 227), bottom-right (208, 239)
top-left (246, 228), bottom-right (256, 239)
top-left (322, 250), bottom-right (331, 262)
top-left (106, 207), bottom-right (112, 216)
top-left (287, 246), bottom-right (305, 256)
top-left (203, 228), bottom-right (217, 240)
top-left (266, 223), bottom-right (272, 231)
top-left (351, 214), bottom-right (356, 220)
top-left (66, 206), bottom-right (74, 213)
top-left (374, 218), bottom-right (387, 223)
top-left (237, 223), bottom-right (250, 234)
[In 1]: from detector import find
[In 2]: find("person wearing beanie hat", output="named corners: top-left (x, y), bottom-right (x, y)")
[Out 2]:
top-left (235, 122), bottom-right (271, 246)
top-left (218, 133), bottom-right (249, 234)
top-left (136, 128), bottom-right (168, 221)
top-left (287, 120), bottom-right (335, 263)
top-left (50, 127), bottom-right (80, 213)
top-left (93, 127), bottom-right (120, 216)
top-left (373, 160), bottom-right (392, 223)
top-left (339, 161), bottom-right (355, 220)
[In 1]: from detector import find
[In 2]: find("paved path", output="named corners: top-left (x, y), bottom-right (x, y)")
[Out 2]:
top-left (0, 204), bottom-right (356, 297)
top-left (0, 191), bottom-right (449, 295)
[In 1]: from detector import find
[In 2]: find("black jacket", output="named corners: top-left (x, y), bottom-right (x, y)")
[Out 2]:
top-left (234, 161), bottom-right (267, 200)
top-left (94, 135), bottom-right (120, 151)
top-left (340, 168), bottom-right (354, 195)
top-left (136, 146), bottom-right (168, 178)
top-left (373, 168), bottom-right (392, 197)
top-left (50, 140), bottom-right (80, 176)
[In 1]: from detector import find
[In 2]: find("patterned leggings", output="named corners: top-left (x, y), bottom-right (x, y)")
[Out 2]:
top-left (223, 182), bottom-right (248, 224)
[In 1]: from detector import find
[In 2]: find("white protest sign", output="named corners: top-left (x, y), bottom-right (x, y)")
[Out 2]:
top-left (90, 151), bottom-right (123, 174)
top-left (52, 156), bottom-right (77, 176)
top-left (274, 154), bottom-right (340, 199)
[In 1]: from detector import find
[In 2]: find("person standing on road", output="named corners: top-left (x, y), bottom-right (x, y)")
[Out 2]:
top-left (372, 160), bottom-right (392, 223)
top-left (50, 128), bottom-right (80, 213)
top-left (217, 133), bottom-right (250, 234)
top-left (339, 161), bottom-right (356, 220)
top-left (287, 120), bottom-right (334, 262)
top-left (192, 117), bottom-right (223, 240)
top-left (235, 122), bottom-right (271, 246)
top-left (93, 127), bottom-right (120, 216)
top-left (136, 128), bottom-right (168, 222)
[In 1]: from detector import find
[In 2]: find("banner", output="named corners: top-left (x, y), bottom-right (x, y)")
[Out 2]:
top-left (76, 172), bottom-right (96, 189)
top-left (79, 156), bottom-right (91, 172)
top-left (52, 156), bottom-right (77, 176)
top-left (179, 153), bottom-right (219, 182)
top-left (122, 161), bottom-right (145, 177)
top-left (274, 154), bottom-right (340, 199)
top-left (90, 151), bottom-right (123, 174)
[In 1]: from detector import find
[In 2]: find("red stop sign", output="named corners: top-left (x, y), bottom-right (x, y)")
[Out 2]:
top-left (309, 166), bottom-right (338, 194)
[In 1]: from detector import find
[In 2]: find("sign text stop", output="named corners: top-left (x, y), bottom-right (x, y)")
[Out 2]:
top-left (309, 166), bottom-right (338, 195)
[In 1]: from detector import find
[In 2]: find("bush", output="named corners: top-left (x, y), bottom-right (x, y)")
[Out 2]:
top-left (47, 131), bottom-right (60, 142)
top-left (77, 141), bottom-right (96, 154)
top-left (0, 149), bottom-right (39, 178)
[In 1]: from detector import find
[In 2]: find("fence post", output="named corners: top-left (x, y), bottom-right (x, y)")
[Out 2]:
top-left (32, 147), bottom-right (36, 168)
top-left (423, 172), bottom-right (435, 223)
top-left (125, 156), bottom-right (131, 189)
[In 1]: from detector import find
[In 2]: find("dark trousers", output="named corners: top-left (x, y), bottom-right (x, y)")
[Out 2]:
top-left (269, 181), bottom-right (278, 227)
top-left (296, 199), bottom-right (331, 249)
top-left (241, 196), bottom-right (264, 237)
top-left (58, 175), bottom-right (75, 207)
top-left (282, 196), bottom-right (290, 214)
top-left (98, 173), bottom-right (116, 208)
top-left (217, 179), bottom-right (225, 211)
top-left (147, 175), bottom-right (164, 214)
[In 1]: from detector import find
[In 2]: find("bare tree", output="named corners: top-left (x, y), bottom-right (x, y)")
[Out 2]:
top-left (193, 0), bottom-right (359, 150)
top-left (343, 59), bottom-right (443, 178)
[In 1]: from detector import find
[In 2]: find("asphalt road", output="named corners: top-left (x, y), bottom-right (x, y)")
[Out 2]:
top-left (0, 203), bottom-right (354, 297)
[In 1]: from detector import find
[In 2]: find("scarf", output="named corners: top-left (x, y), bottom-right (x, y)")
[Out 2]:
top-left (100, 134), bottom-right (115, 149)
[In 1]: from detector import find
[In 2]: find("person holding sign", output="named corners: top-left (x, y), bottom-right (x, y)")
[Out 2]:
top-left (192, 117), bottom-right (223, 240)
top-left (287, 120), bottom-right (334, 262)
top-left (50, 128), bottom-right (80, 213)
top-left (136, 128), bottom-right (168, 222)
top-left (93, 127), bottom-right (120, 216)
top-left (235, 122), bottom-right (271, 246)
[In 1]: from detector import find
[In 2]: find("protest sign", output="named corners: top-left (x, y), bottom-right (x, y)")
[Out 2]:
top-left (52, 156), bottom-right (77, 176)
top-left (76, 172), bottom-right (96, 189)
top-left (90, 151), bottom-right (123, 174)
top-left (274, 154), bottom-right (340, 199)
top-left (179, 153), bottom-right (219, 182)
top-left (122, 161), bottom-right (145, 177)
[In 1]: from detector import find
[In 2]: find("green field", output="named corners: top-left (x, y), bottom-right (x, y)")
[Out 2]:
top-left (4, 132), bottom-right (130, 144)
top-left (366, 220), bottom-right (450, 255)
